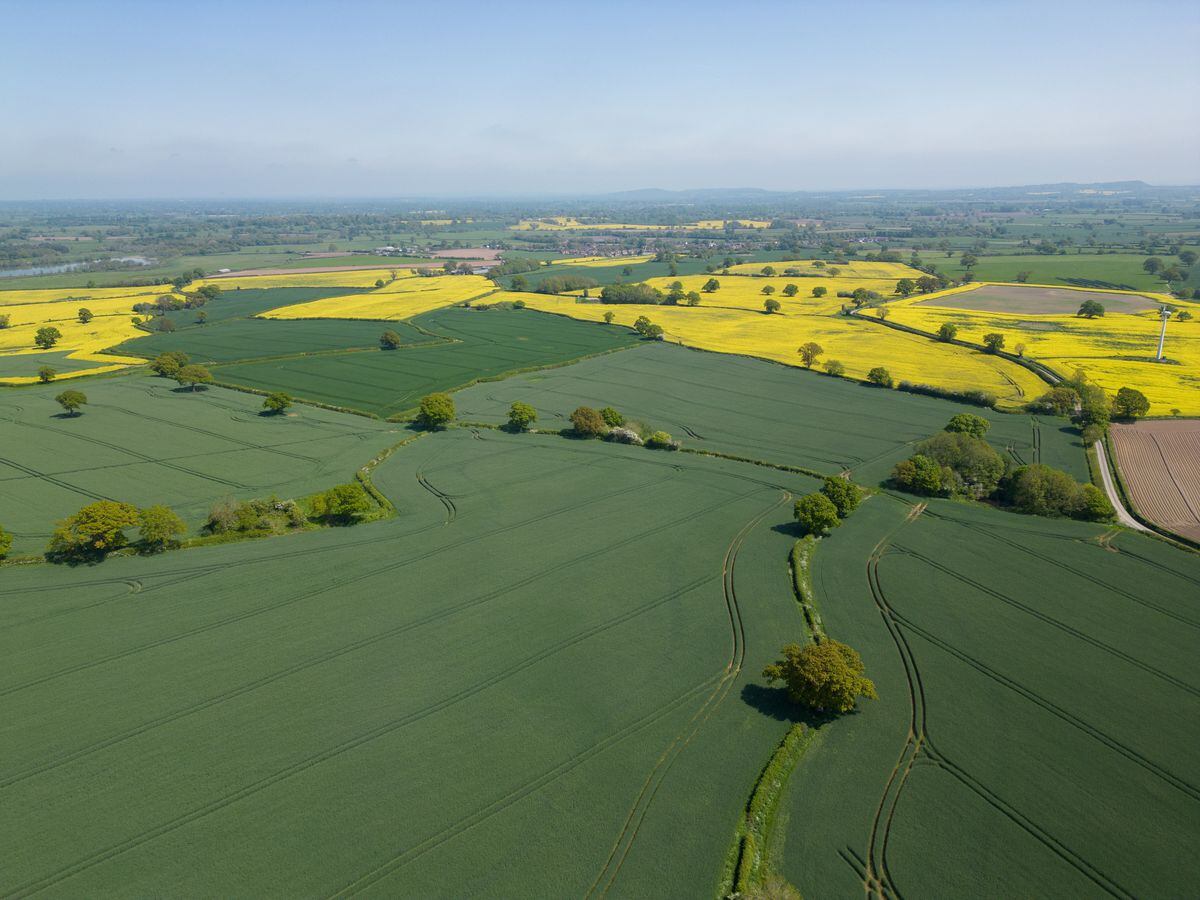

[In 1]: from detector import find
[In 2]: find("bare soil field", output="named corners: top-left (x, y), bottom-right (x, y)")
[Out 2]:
top-left (1110, 419), bottom-right (1200, 542)
top-left (917, 284), bottom-right (1159, 314)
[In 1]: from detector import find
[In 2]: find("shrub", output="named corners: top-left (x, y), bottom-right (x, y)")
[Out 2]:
top-left (138, 505), bottom-right (186, 552)
top-left (896, 381), bottom-right (997, 408)
top-left (310, 483), bottom-right (372, 523)
top-left (599, 406), bottom-right (625, 427)
top-left (794, 493), bottom-right (840, 535)
top-left (867, 366), bottom-right (893, 388)
top-left (1075, 483), bottom-right (1115, 521)
top-left (416, 392), bottom-right (455, 428)
top-left (892, 453), bottom-right (951, 496)
top-left (604, 426), bottom-right (644, 445)
top-left (645, 430), bottom-right (679, 450)
top-left (762, 639), bottom-right (877, 713)
top-left (944, 413), bottom-right (991, 439)
top-left (507, 401), bottom-right (537, 431)
top-left (47, 500), bottom-right (140, 560)
top-left (1029, 386), bottom-right (1079, 417)
top-left (570, 406), bottom-right (607, 437)
top-left (820, 477), bottom-right (861, 518)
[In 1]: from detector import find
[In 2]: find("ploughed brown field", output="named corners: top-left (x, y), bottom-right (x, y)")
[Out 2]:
top-left (1110, 419), bottom-right (1200, 542)
top-left (917, 284), bottom-right (1159, 314)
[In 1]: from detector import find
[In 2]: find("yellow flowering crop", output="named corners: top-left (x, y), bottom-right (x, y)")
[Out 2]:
top-left (190, 268), bottom-right (423, 292)
top-left (261, 275), bottom-right (497, 320)
top-left (724, 259), bottom-right (926, 279)
top-left (0, 296), bottom-right (149, 383)
top-left (887, 287), bottom-right (1200, 414)
top-left (637, 274), bottom-right (910, 314)
top-left (507, 292), bottom-right (1047, 407)
top-left (552, 254), bottom-right (656, 267)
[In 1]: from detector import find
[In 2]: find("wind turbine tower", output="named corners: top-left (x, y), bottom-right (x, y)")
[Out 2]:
top-left (1156, 306), bottom-right (1171, 361)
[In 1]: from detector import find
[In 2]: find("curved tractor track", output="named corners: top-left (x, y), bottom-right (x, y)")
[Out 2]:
top-left (856, 501), bottom-right (1135, 900)
top-left (585, 489), bottom-right (790, 898)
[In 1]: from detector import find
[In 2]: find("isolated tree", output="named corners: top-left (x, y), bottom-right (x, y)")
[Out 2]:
top-left (761, 265), bottom-right (776, 276)
top-left (55, 389), bottom-right (87, 416)
top-left (794, 492), bottom-right (840, 535)
top-left (761, 285), bottom-right (776, 297)
top-left (633, 315), bottom-right (652, 334)
top-left (762, 639), bottom-right (878, 714)
top-left (1177, 310), bottom-right (1193, 322)
top-left (263, 391), bottom-right (292, 414)
top-left (685, 291), bottom-right (701, 306)
top-left (1111, 386), bottom-right (1150, 419)
top-left (960, 253), bottom-right (978, 269)
top-left (782, 283), bottom-right (798, 297)
top-left (374, 279), bottom-right (385, 288)
top-left (0, 313), bottom-right (9, 328)
top-left (622, 266), bottom-right (633, 276)
top-left (1179, 250), bottom-right (1198, 267)
top-left (311, 483), bottom-right (372, 523)
top-left (823, 359), bottom-right (845, 377)
top-left (138, 505), bottom-right (186, 552)
top-left (77, 308), bottom-right (94, 324)
top-left (867, 366), bottom-right (893, 388)
top-left (982, 332), bottom-right (1005, 353)
top-left (570, 405), bottom-right (607, 437)
top-left (1142, 256), bottom-right (1163, 275)
top-left (196, 310), bottom-right (208, 324)
top-left (945, 413), bottom-right (991, 438)
top-left (35, 326), bottom-right (62, 349)
top-left (936, 322), bottom-right (958, 342)
top-left (507, 401), bottom-right (537, 431)
top-left (1077, 299), bottom-right (1105, 318)
top-left (175, 364), bottom-right (212, 391)
top-left (416, 392), bottom-right (455, 428)
top-left (812, 286), bottom-right (827, 298)
top-left (797, 341), bottom-right (824, 367)
top-left (821, 476), bottom-right (861, 518)
top-left (895, 278), bottom-right (915, 297)
top-left (763, 297), bottom-right (781, 314)
top-left (38, 366), bottom-right (56, 383)
top-left (1015, 270), bottom-right (1032, 283)
top-left (0, 524), bottom-right (11, 560)
top-left (702, 277), bottom-right (721, 293)
top-left (603, 310), bottom-right (615, 323)
top-left (47, 499), bottom-right (139, 560)
top-left (876, 305), bottom-right (890, 321)
top-left (379, 329), bottom-right (404, 349)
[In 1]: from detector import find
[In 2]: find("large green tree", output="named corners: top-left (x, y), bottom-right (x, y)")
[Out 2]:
top-left (762, 639), bottom-right (878, 714)
top-left (416, 392), bottom-right (455, 428)
top-left (138, 505), bottom-right (187, 552)
top-left (794, 493), bottom-right (840, 535)
top-left (47, 500), bottom-right (140, 559)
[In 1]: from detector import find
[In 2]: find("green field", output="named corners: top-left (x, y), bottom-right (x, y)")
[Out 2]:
top-left (0, 377), bottom-right (398, 555)
top-left (147, 286), bottom-right (369, 330)
top-left (0, 349), bottom-right (115, 378)
top-left (913, 252), bottom-right (1173, 292)
top-left (779, 495), bottom-right (1200, 896)
top-left (212, 307), bottom-right (641, 418)
top-left (0, 427), bottom-right (816, 896)
top-left (117, 318), bottom-right (433, 364)
top-left (453, 341), bottom-right (1088, 484)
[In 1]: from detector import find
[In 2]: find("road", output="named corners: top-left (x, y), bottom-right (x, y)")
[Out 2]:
top-left (1094, 439), bottom-right (1150, 532)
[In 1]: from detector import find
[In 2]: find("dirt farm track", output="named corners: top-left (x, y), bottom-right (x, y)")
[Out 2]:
top-left (1110, 419), bottom-right (1200, 542)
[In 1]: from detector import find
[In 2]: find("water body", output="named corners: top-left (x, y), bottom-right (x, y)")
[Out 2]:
top-left (0, 256), bottom-right (156, 278)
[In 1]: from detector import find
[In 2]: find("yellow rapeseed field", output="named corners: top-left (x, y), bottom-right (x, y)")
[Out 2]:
top-left (725, 259), bottom-right (927, 279)
top-left (637, 274), bottom-right (911, 314)
top-left (0, 284), bottom-right (173, 307)
top-left (692, 219), bottom-right (772, 229)
top-left (262, 275), bottom-right (496, 320)
top-left (887, 286), bottom-right (1200, 414)
top-left (507, 292), bottom-right (1047, 407)
top-left (552, 254), bottom-right (656, 268)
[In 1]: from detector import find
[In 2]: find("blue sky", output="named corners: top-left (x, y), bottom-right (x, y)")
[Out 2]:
top-left (1, 0), bottom-right (1197, 198)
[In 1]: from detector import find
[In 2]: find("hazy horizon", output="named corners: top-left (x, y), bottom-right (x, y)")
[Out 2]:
top-left (3, 0), bottom-right (1198, 200)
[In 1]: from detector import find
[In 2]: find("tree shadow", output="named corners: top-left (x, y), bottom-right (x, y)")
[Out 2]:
top-left (771, 520), bottom-right (805, 538)
top-left (50, 412), bottom-right (84, 420)
top-left (741, 683), bottom-right (838, 727)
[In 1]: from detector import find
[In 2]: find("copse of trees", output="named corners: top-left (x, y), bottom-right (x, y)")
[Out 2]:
top-left (763, 639), bottom-right (878, 714)
top-left (1006, 464), bottom-right (1113, 521)
top-left (47, 500), bottom-right (141, 560)
top-left (600, 283), bottom-right (663, 305)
